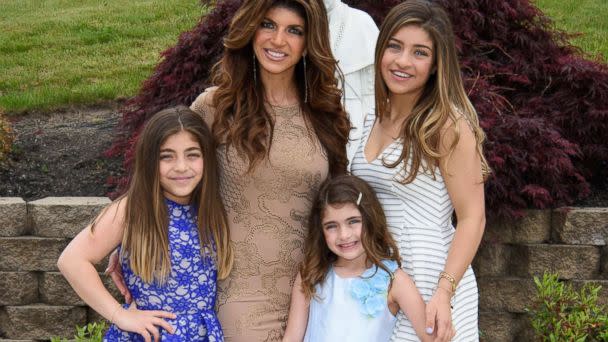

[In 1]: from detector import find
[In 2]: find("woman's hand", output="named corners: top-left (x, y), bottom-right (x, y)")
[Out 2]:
top-left (105, 249), bottom-right (132, 304)
top-left (113, 302), bottom-right (177, 342)
top-left (425, 289), bottom-right (456, 342)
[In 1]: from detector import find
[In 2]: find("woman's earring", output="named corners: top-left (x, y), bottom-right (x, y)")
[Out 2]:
top-left (303, 55), bottom-right (308, 103)
top-left (253, 53), bottom-right (257, 84)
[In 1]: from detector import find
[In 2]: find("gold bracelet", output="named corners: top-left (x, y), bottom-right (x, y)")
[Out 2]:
top-left (439, 271), bottom-right (457, 293)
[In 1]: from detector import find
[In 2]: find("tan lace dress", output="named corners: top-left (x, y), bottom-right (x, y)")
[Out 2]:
top-left (191, 90), bottom-right (329, 341)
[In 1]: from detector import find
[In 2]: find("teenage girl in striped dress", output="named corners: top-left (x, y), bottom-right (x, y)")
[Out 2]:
top-left (350, 1), bottom-right (490, 341)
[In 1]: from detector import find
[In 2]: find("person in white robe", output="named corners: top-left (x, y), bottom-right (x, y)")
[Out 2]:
top-left (324, 0), bottom-right (378, 162)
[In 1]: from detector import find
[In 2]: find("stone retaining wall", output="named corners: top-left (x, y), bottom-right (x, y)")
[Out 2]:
top-left (0, 197), bottom-right (117, 341)
top-left (0, 197), bottom-right (606, 341)
top-left (475, 208), bottom-right (608, 341)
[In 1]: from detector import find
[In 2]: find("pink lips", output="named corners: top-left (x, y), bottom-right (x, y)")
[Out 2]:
top-left (170, 176), bottom-right (194, 184)
top-left (390, 69), bottom-right (412, 81)
top-left (264, 48), bottom-right (288, 61)
top-left (338, 241), bottom-right (358, 250)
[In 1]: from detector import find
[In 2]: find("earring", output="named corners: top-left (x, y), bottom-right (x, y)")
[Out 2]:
top-left (253, 53), bottom-right (257, 84)
top-left (303, 55), bottom-right (308, 103)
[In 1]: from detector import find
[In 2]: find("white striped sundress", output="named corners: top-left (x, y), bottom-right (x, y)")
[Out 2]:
top-left (350, 113), bottom-right (479, 341)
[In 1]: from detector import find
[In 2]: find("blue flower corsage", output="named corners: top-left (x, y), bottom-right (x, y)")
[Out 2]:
top-left (349, 260), bottom-right (397, 318)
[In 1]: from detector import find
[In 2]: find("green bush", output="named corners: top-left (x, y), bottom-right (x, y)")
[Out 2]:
top-left (51, 321), bottom-right (107, 342)
top-left (527, 272), bottom-right (608, 341)
top-left (0, 109), bottom-right (13, 162)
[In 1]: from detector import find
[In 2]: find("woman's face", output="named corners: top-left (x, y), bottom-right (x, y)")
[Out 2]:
top-left (380, 24), bottom-right (435, 100)
top-left (253, 6), bottom-right (306, 80)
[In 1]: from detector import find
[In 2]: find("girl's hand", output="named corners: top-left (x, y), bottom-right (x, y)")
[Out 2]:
top-left (425, 289), bottom-right (456, 342)
top-left (113, 302), bottom-right (177, 342)
top-left (105, 249), bottom-right (132, 304)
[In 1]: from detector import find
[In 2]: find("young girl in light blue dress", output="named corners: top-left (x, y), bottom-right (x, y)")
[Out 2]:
top-left (283, 175), bottom-right (431, 342)
top-left (58, 106), bottom-right (233, 341)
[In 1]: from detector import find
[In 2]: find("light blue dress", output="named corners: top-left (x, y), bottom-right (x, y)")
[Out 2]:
top-left (304, 260), bottom-right (398, 342)
top-left (104, 199), bottom-right (223, 341)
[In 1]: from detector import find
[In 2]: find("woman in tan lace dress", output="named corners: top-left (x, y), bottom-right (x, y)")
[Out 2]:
top-left (190, 0), bottom-right (349, 340)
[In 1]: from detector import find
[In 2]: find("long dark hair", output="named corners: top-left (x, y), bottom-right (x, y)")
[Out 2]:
top-left (211, 0), bottom-right (349, 177)
top-left (119, 106), bottom-right (233, 282)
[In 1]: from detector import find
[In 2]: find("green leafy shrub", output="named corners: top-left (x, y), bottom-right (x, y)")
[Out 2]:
top-left (0, 109), bottom-right (13, 163)
top-left (527, 272), bottom-right (608, 341)
top-left (51, 321), bottom-right (107, 342)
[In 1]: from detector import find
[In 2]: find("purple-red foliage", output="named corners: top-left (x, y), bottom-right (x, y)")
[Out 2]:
top-left (108, 0), bottom-right (608, 219)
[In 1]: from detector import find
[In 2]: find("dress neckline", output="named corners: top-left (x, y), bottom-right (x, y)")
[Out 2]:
top-left (362, 116), bottom-right (401, 164)
top-left (268, 102), bottom-right (300, 112)
top-left (164, 197), bottom-right (192, 209)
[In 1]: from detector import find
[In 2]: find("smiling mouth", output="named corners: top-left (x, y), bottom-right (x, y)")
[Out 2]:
top-left (391, 70), bottom-right (413, 79)
top-left (170, 176), bottom-right (194, 182)
top-left (338, 241), bottom-right (358, 249)
top-left (264, 48), bottom-right (287, 61)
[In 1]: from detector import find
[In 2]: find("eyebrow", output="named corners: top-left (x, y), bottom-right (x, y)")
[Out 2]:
top-left (389, 37), bottom-right (432, 50)
top-left (160, 147), bottom-right (201, 153)
top-left (262, 17), bottom-right (305, 30)
top-left (322, 215), bottom-right (362, 225)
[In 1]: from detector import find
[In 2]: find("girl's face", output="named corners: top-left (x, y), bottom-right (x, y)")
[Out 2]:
top-left (253, 6), bottom-right (306, 80)
top-left (380, 24), bottom-right (434, 100)
top-left (158, 130), bottom-right (204, 204)
top-left (322, 203), bottom-right (366, 267)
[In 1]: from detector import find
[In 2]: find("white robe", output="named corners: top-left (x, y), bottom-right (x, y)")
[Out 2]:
top-left (324, 0), bottom-right (378, 163)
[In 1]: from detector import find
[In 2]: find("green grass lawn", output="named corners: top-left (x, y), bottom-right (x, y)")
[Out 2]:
top-left (534, 0), bottom-right (607, 61)
top-left (0, 0), bottom-right (204, 114)
top-left (0, 1), bottom-right (605, 114)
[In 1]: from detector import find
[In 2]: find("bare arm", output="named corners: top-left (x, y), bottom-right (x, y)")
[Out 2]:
top-left (58, 200), bottom-right (128, 322)
top-left (57, 199), bottom-right (175, 341)
top-left (283, 273), bottom-right (310, 342)
top-left (389, 269), bottom-right (433, 342)
top-left (190, 86), bottom-right (218, 128)
top-left (441, 117), bottom-right (485, 292)
top-left (426, 118), bottom-right (486, 341)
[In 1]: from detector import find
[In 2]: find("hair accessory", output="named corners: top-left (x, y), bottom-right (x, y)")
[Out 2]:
top-left (303, 55), bottom-right (308, 103)
top-left (439, 271), bottom-right (457, 293)
top-left (253, 53), bottom-right (257, 84)
top-left (356, 192), bottom-right (362, 205)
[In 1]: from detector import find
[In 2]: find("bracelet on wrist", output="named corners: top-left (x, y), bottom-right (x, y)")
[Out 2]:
top-left (109, 304), bottom-right (122, 324)
top-left (436, 285), bottom-right (454, 298)
top-left (439, 271), bottom-right (457, 293)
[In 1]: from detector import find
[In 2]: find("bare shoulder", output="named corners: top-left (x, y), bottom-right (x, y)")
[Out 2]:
top-left (393, 268), bottom-right (410, 282)
top-left (440, 108), bottom-right (477, 152)
top-left (93, 196), bottom-right (128, 231)
top-left (190, 86), bottom-right (219, 126)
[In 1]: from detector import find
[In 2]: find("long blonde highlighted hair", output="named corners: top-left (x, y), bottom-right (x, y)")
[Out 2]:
top-left (118, 106), bottom-right (233, 283)
top-left (375, 0), bottom-right (490, 182)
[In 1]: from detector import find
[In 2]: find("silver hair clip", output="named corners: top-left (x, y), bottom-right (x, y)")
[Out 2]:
top-left (356, 192), bottom-right (362, 206)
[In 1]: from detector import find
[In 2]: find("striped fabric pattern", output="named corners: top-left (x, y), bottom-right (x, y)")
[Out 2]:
top-left (350, 113), bottom-right (479, 341)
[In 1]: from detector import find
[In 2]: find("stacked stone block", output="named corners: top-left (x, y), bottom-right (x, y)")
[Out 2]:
top-left (474, 208), bottom-right (608, 341)
top-left (0, 197), bottom-right (114, 341)
top-left (0, 197), bottom-right (606, 340)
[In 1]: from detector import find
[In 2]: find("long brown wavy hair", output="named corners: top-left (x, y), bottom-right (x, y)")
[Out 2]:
top-left (300, 175), bottom-right (401, 299)
top-left (116, 106), bottom-right (233, 283)
top-left (210, 0), bottom-right (349, 176)
top-left (374, 0), bottom-right (491, 182)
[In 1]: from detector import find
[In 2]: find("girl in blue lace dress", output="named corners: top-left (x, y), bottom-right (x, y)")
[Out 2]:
top-left (283, 175), bottom-right (431, 342)
top-left (58, 106), bottom-right (233, 342)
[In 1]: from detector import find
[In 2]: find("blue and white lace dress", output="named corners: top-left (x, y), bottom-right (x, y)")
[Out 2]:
top-left (104, 199), bottom-right (223, 341)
